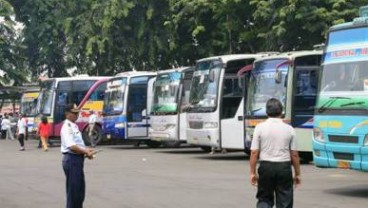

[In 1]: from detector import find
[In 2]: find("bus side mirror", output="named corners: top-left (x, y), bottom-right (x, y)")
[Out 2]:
top-left (209, 70), bottom-right (215, 83)
top-left (275, 70), bottom-right (282, 84)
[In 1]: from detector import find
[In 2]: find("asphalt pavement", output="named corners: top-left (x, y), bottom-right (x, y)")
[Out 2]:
top-left (0, 139), bottom-right (367, 208)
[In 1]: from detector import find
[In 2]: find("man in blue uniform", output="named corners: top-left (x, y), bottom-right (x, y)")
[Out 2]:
top-left (61, 104), bottom-right (94, 208)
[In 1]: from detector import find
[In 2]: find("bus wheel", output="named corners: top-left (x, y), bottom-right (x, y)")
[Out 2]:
top-left (200, 146), bottom-right (212, 152)
top-left (146, 140), bottom-right (162, 148)
top-left (163, 141), bottom-right (181, 148)
top-left (299, 152), bottom-right (313, 164)
top-left (83, 125), bottom-right (103, 146)
top-left (244, 147), bottom-right (251, 155)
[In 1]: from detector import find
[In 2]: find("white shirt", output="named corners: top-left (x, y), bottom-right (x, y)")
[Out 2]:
top-left (60, 119), bottom-right (86, 153)
top-left (88, 114), bottom-right (97, 124)
top-left (17, 118), bottom-right (27, 134)
top-left (250, 118), bottom-right (297, 162)
top-left (1, 118), bottom-right (11, 130)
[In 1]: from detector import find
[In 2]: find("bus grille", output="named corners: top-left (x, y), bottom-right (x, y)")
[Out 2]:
top-left (328, 135), bottom-right (358, 144)
top-left (333, 152), bottom-right (354, 161)
top-left (189, 121), bottom-right (203, 129)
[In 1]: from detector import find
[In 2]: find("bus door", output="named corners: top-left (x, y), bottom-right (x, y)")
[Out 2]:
top-left (127, 76), bottom-right (150, 138)
top-left (221, 59), bottom-right (254, 149)
top-left (54, 80), bottom-right (95, 136)
top-left (291, 55), bottom-right (321, 152)
top-left (179, 70), bottom-right (193, 141)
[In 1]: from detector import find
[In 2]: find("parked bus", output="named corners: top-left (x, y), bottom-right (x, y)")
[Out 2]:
top-left (35, 76), bottom-right (110, 145)
top-left (244, 51), bottom-right (322, 161)
top-left (102, 71), bottom-right (159, 147)
top-left (20, 87), bottom-right (40, 134)
top-left (313, 6), bottom-right (368, 171)
top-left (186, 54), bottom-right (266, 152)
top-left (149, 67), bottom-right (193, 147)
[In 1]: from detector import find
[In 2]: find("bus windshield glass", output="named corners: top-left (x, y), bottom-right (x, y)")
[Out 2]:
top-left (103, 78), bottom-right (127, 115)
top-left (316, 27), bottom-right (368, 112)
top-left (188, 60), bottom-right (222, 112)
top-left (37, 81), bottom-right (55, 116)
top-left (246, 59), bottom-right (288, 117)
top-left (20, 92), bottom-right (39, 117)
top-left (152, 72), bottom-right (181, 113)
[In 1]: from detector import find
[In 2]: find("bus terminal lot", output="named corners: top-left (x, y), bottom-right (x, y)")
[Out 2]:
top-left (0, 139), bottom-right (367, 208)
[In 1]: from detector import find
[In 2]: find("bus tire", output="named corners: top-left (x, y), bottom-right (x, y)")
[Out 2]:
top-left (82, 125), bottom-right (103, 146)
top-left (162, 141), bottom-right (181, 148)
top-left (200, 146), bottom-right (212, 152)
top-left (146, 140), bottom-right (162, 148)
top-left (299, 152), bottom-right (313, 164)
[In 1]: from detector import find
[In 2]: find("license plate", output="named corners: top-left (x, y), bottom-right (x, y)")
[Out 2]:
top-left (337, 160), bottom-right (350, 169)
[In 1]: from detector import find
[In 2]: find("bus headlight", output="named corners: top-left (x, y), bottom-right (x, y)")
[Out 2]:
top-left (115, 123), bottom-right (125, 128)
top-left (364, 134), bottom-right (368, 146)
top-left (203, 122), bottom-right (218, 129)
top-left (313, 127), bottom-right (325, 143)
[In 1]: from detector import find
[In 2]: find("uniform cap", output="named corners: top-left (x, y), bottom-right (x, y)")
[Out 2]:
top-left (64, 104), bottom-right (80, 113)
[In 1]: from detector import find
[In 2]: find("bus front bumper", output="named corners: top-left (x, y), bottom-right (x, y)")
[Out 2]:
top-left (313, 141), bottom-right (368, 171)
top-left (186, 128), bottom-right (219, 147)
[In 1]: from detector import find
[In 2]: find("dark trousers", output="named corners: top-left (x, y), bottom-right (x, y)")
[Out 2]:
top-left (257, 161), bottom-right (293, 208)
top-left (18, 134), bottom-right (25, 147)
top-left (62, 153), bottom-right (85, 208)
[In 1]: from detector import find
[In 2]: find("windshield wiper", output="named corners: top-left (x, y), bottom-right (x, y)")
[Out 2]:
top-left (249, 108), bottom-right (263, 114)
top-left (340, 101), bottom-right (365, 107)
top-left (318, 96), bottom-right (351, 113)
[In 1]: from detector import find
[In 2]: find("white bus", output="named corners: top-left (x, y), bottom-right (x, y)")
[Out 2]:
top-left (20, 87), bottom-right (40, 134)
top-left (102, 71), bottom-right (159, 147)
top-left (149, 67), bottom-right (194, 147)
top-left (244, 51), bottom-right (322, 161)
top-left (186, 54), bottom-right (266, 152)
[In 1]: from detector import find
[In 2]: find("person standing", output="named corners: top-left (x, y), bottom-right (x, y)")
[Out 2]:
top-left (16, 114), bottom-right (27, 151)
top-left (2, 115), bottom-right (14, 140)
top-left (249, 98), bottom-right (301, 208)
top-left (88, 110), bottom-right (97, 147)
top-left (61, 104), bottom-right (94, 208)
top-left (37, 116), bottom-right (50, 151)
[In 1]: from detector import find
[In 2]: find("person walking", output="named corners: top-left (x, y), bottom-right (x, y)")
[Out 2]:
top-left (1, 115), bottom-right (14, 140)
top-left (16, 114), bottom-right (27, 151)
top-left (88, 110), bottom-right (97, 147)
top-left (249, 98), bottom-right (301, 208)
top-left (37, 116), bottom-right (50, 151)
top-left (61, 104), bottom-right (94, 208)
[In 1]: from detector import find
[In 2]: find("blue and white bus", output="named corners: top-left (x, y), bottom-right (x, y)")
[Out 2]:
top-left (313, 6), bottom-right (368, 171)
top-left (102, 71), bottom-right (159, 147)
top-left (149, 67), bottom-right (193, 147)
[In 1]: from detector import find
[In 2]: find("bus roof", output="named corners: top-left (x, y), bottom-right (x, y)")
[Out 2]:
top-left (253, 50), bottom-right (322, 63)
top-left (40, 76), bottom-right (111, 82)
top-left (114, 71), bottom-right (156, 78)
top-left (156, 66), bottom-right (193, 75)
top-left (196, 54), bottom-right (270, 64)
top-left (329, 6), bottom-right (368, 31)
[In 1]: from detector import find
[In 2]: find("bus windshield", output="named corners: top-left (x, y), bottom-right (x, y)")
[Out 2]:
top-left (152, 72), bottom-right (181, 114)
top-left (37, 81), bottom-right (55, 116)
top-left (246, 59), bottom-right (288, 117)
top-left (20, 92), bottom-right (39, 117)
top-left (103, 78), bottom-right (127, 115)
top-left (188, 60), bottom-right (222, 112)
top-left (316, 27), bottom-right (368, 112)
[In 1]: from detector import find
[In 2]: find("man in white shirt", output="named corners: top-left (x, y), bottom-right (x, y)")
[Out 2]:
top-left (250, 98), bottom-right (301, 208)
top-left (16, 114), bottom-right (27, 151)
top-left (88, 110), bottom-right (98, 147)
top-left (61, 104), bottom-right (94, 208)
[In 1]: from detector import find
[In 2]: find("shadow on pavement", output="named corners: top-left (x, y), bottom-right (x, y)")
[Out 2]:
top-left (325, 185), bottom-right (368, 198)
top-left (155, 148), bottom-right (207, 154)
top-left (195, 154), bottom-right (249, 161)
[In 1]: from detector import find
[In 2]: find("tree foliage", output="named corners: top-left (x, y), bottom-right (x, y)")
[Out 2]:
top-left (2, 0), bottom-right (368, 80)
